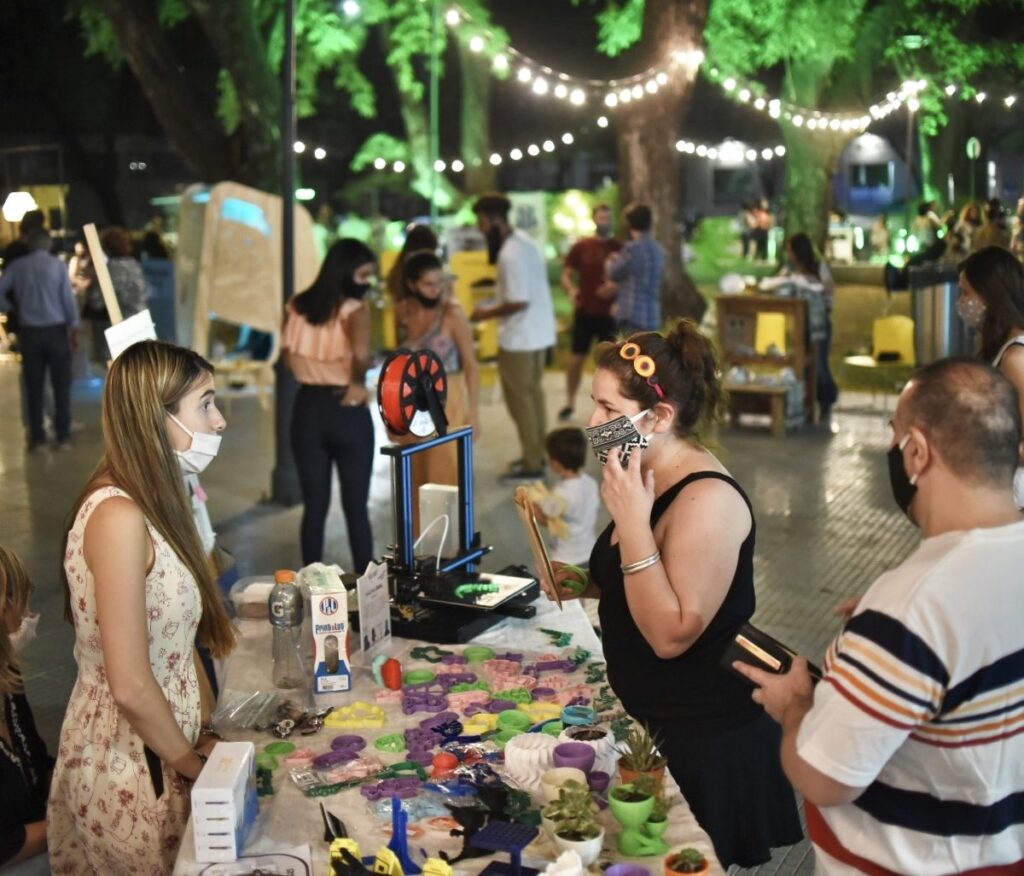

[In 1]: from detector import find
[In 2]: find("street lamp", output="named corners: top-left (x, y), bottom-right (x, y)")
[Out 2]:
top-left (2, 191), bottom-right (38, 223)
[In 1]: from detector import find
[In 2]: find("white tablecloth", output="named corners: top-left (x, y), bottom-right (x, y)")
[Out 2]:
top-left (173, 598), bottom-right (722, 875)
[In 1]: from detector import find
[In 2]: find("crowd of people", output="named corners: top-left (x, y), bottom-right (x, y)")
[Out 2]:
top-left (1, 191), bottom-right (1023, 874)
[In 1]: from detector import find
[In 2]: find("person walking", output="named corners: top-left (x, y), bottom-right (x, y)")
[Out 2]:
top-left (101, 226), bottom-right (148, 317)
top-left (282, 238), bottom-right (377, 571)
top-left (559, 203), bottom-right (621, 422)
top-left (0, 229), bottom-right (80, 451)
top-left (470, 193), bottom-right (556, 483)
top-left (606, 203), bottom-right (665, 333)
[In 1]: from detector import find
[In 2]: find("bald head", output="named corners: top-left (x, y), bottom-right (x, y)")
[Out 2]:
top-left (898, 358), bottom-right (1020, 488)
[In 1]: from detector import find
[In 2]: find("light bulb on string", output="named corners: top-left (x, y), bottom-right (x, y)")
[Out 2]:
top-left (451, 159), bottom-right (464, 172)
top-left (570, 89), bottom-right (585, 105)
top-left (542, 140), bottom-right (555, 152)
top-left (510, 148), bottom-right (523, 160)
top-left (445, 8), bottom-right (459, 25)
top-left (517, 67), bottom-right (532, 83)
top-left (597, 115), bottom-right (609, 128)
top-left (373, 157), bottom-right (386, 170)
top-left (434, 159), bottom-right (446, 172)
top-left (469, 36), bottom-right (484, 53)
top-left (493, 54), bottom-right (509, 72)
top-left (489, 153), bottom-right (502, 165)
top-left (561, 133), bottom-right (574, 145)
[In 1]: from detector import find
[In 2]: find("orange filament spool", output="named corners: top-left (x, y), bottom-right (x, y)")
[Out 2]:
top-left (377, 348), bottom-right (448, 437)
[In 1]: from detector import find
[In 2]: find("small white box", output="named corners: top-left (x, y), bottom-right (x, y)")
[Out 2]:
top-left (191, 741), bottom-right (259, 863)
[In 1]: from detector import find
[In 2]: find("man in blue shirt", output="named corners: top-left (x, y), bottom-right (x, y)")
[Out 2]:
top-left (607, 203), bottom-right (666, 333)
top-left (0, 230), bottom-right (80, 450)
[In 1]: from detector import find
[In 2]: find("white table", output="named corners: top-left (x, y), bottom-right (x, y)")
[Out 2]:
top-left (174, 598), bottom-right (722, 875)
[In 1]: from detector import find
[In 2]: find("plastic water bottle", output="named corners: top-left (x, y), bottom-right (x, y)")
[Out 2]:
top-left (268, 569), bottom-right (305, 689)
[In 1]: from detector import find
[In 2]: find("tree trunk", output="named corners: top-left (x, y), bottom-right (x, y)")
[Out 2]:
top-left (779, 125), bottom-right (853, 253)
top-left (779, 58), bottom-right (854, 253)
top-left (457, 43), bottom-right (496, 196)
top-left (95, 0), bottom-right (232, 183)
top-left (615, 0), bottom-right (708, 322)
top-left (184, 0), bottom-right (282, 190)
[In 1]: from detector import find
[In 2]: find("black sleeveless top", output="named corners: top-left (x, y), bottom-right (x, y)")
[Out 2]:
top-left (592, 471), bottom-right (763, 733)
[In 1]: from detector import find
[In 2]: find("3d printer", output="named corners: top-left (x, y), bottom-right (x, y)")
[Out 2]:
top-left (374, 348), bottom-right (539, 643)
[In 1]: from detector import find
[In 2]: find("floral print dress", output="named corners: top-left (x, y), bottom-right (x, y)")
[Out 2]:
top-left (49, 487), bottom-right (202, 875)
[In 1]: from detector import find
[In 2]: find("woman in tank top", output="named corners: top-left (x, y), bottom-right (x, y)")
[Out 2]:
top-left (544, 321), bottom-right (802, 869)
top-left (957, 246), bottom-right (1024, 508)
top-left (394, 250), bottom-right (479, 534)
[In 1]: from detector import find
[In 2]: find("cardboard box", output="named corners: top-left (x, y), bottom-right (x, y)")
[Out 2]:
top-left (309, 573), bottom-right (352, 697)
top-left (192, 741), bottom-right (259, 863)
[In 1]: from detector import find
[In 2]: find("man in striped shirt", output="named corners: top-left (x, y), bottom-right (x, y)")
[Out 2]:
top-left (738, 358), bottom-right (1024, 875)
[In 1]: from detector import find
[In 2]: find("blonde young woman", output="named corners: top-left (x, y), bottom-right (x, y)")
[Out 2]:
top-left (48, 341), bottom-right (235, 874)
top-left (1, 547), bottom-right (51, 871)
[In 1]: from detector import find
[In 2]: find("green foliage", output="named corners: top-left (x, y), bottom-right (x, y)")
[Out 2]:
top-left (350, 134), bottom-right (409, 172)
top-left (666, 848), bottom-right (708, 873)
top-left (616, 722), bottom-right (668, 773)
top-left (542, 780), bottom-right (601, 840)
top-left (705, 0), bottom-right (867, 84)
top-left (216, 69), bottom-right (241, 134)
top-left (571, 0), bottom-right (644, 57)
top-left (632, 773), bottom-right (669, 820)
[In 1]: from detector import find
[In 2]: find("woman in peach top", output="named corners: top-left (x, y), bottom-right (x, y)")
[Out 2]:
top-left (282, 239), bottom-right (377, 570)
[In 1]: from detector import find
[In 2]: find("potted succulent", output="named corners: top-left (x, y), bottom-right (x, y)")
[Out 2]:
top-left (609, 781), bottom-right (667, 857)
top-left (542, 779), bottom-right (605, 866)
top-left (634, 773), bottom-right (670, 840)
top-left (664, 848), bottom-right (709, 876)
top-left (616, 723), bottom-right (668, 784)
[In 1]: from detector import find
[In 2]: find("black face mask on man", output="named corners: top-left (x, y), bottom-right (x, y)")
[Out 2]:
top-left (887, 434), bottom-right (918, 518)
top-left (486, 226), bottom-right (504, 264)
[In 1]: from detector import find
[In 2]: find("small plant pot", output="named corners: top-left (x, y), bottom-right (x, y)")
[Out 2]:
top-left (645, 818), bottom-right (668, 839)
top-left (560, 724), bottom-right (617, 775)
top-left (553, 827), bottom-right (605, 868)
top-left (587, 770), bottom-right (611, 793)
top-left (540, 767), bottom-right (588, 804)
top-left (664, 850), bottom-right (710, 876)
top-left (609, 784), bottom-right (655, 826)
top-left (606, 865), bottom-right (651, 876)
top-left (618, 758), bottom-right (667, 786)
top-left (553, 742), bottom-right (597, 773)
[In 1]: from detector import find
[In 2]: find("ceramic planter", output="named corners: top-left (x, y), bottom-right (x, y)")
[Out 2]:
top-left (560, 724), bottom-right (618, 776)
top-left (609, 785), bottom-right (668, 857)
top-left (617, 758), bottom-right (667, 786)
top-left (540, 767), bottom-right (588, 804)
top-left (553, 827), bottom-right (605, 867)
top-left (503, 733), bottom-right (557, 794)
top-left (553, 742), bottom-right (597, 773)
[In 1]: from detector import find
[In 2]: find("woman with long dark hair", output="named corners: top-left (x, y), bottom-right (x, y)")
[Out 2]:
top-left (957, 245), bottom-right (1024, 506)
top-left (48, 340), bottom-right (235, 873)
top-left (283, 238), bottom-right (377, 569)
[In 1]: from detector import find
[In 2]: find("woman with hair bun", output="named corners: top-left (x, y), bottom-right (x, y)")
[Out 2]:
top-left (48, 340), bottom-right (235, 874)
top-left (545, 320), bottom-right (803, 869)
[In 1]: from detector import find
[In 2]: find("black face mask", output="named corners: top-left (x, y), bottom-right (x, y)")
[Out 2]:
top-left (486, 226), bottom-right (504, 264)
top-left (887, 435), bottom-right (918, 518)
top-left (410, 290), bottom-right (441, 309)
top-left (345, 278), bottom-right (372, 300)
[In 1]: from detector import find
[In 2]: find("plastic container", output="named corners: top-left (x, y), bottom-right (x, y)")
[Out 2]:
top-left (229, 576), bottom-right (275, 620)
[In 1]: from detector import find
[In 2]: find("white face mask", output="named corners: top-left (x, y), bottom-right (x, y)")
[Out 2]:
top-left (956, 295), bottom-right (986, 328)
top-left (9, 612), bottom-right (39, 652)
top-left (167, 411), bottom-right (222, 475)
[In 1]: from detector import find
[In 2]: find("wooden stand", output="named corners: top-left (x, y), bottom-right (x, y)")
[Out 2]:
top-left (716, 295), bottom-right (817, 437)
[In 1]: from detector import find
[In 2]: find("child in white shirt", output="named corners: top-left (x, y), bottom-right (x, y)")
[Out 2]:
top-left (533, 427), bottom-right (599, 565)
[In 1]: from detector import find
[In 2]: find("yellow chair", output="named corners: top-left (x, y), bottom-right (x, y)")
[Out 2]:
top-left (450, 250), bottom-right (496, 316)
top-left (755, 312), bottom-right (787, 355)
top-left (379, 250), bottom-right (400, 284)
top-left (873, 316), bottom-right (915, 365)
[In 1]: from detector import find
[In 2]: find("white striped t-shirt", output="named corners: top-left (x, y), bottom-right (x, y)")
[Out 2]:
top-left (796, 520), bottom-right (1024, 875)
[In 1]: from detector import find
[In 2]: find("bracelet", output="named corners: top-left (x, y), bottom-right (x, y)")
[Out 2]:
top-left (620, 551), bottom-right (661, 576)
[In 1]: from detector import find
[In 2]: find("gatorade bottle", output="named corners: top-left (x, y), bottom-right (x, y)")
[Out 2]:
top-left (268, 569), bottom-right (305, 688)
